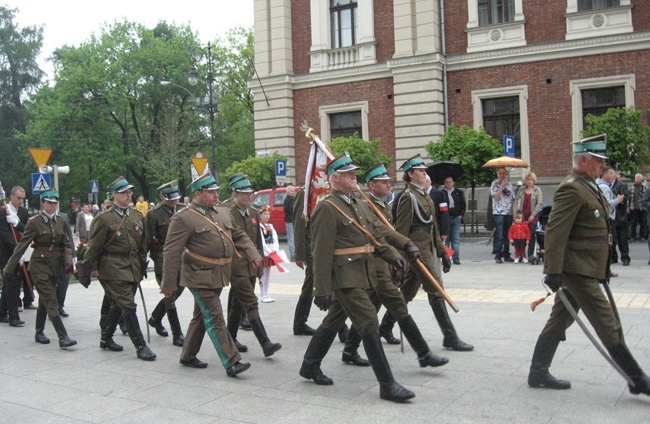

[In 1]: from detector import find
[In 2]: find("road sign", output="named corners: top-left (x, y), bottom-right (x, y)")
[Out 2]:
top-left (191, 152), bottom-right (209, 177)
top-left (275, 159), bottom-right (287, 176)
top-left (503, 135), bottom-right (515, 158)
top-left (29, 148), bottom-right (52, 168)
top-left (275, 175), bottom-right (287, 186)
top-left (90, 180), bottom-right (99, 194)
top-left (32, 173), bottom-right (52, 194)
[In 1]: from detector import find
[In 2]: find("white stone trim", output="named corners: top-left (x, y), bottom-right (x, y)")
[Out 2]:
top-left (471, 85), bottom-right (530, 177)
top-left (565, 0), bottom-right (633, 40)
top-left (569, 74), bottom-right (635, 142)
top-left (466, 0), bottom-right (526, 53)
top-left (318, 101), bottom-right (370, 142)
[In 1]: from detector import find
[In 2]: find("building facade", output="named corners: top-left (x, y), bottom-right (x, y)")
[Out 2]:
top-left (251, 0), bottom-right (650, 185)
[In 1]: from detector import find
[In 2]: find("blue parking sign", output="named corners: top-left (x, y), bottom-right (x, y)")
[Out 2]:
top-left (275, 159), bottom-right (287, 176)
top-left (503, 135), bottom-right (515, 158)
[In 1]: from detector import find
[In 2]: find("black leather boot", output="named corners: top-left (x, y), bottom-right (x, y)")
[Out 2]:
top-left (299, 327), bottom-right (337, 385)
top-left (34, 304), bottom-right (50, 344)
top-left (431, 301), bottom-right (473, 351)
top-left (293, 295), bottom-right (316, 335)
top-left (379, 311), bottom-right (401, 344)
top-left (51, 315), bottom-right (76, 348)
top-left (123, 310), bottom-right (156, 361)
top-left (338, 323), bottom-right (349, 343)
top-left (608, 343), bottom-right (650, 395)
top-left (100, 306), bottom-right (124, 351)
top-left (148, 299), bottom-right (169, 337)
top-left (226, 361), bottom-right (251, 377)
top-left (250, 317), bottom-right (282, 357)
top-left (166, 307), bottom-right (185, 347)
top-left (341, 326), bottom-right (370, 366)
top-left (528, 335), bottom-right (571, 389)
top-left (398, 315), bottom-right (448, 367)
top-left (362, 332), bottom-right (415, 402)
top-left (227, 310), bottom-right (247, 352)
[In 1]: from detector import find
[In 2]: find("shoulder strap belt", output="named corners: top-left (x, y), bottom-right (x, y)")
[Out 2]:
top-left (333, 245), bottom-right (375, 256)
top-left (187, 208), bottom-right (242, 258)
top-left (322, 199), bottom-right (381, 247)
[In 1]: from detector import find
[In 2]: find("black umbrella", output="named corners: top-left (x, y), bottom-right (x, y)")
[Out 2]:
top-left (426, 161), bottom-right (464, 186)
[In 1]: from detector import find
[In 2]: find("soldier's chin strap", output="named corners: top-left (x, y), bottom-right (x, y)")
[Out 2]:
top-left (556, 288), bottom-right (633, 386)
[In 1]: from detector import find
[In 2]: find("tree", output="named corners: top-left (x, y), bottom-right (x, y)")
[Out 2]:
top-left (328, 133), bottom-right (392, 179)
top-left (583, 107), bottom-right (650, 176)
top-left (0, 6), bottom-right (44, 196)
top-left (425, 124), bottom-right (503, 232)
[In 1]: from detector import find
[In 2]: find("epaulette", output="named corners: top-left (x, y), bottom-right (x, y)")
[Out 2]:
top-left (176, 204), bottom-right (191, 213)
top-left (150, 203), bottom-right (164, 211)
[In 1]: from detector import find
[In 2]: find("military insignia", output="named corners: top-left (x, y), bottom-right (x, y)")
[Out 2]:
top-left (567, 177), bottom-right (575, 183)
top-left (594, 209), bottom-right (600, 219)
top-left (251, 217), bottom-right (257, 225)
top-left (116, 231), bottom-right (121, 237)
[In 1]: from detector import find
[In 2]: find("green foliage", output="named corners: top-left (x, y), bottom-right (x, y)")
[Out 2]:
top-left (583, 107), bottom-right (650, 176)
top-left (220, 153), bottom-right (285, 198)
top-left (328, 133), bottom-right (392, 179)
top-left (425, 125), bottom-right (503, 188)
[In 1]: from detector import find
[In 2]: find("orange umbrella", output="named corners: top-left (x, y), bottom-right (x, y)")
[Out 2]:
top-left (482, 156), bottom-right (529, 169)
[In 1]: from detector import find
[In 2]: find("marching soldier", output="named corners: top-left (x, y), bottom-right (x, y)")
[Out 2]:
top-left (341, 164), bottom-right (449, 368)
top-left (3, 190), bottom-right (76, 348)
top-left (223, 174), bottom-right (282, 357)
top-left (299, 153), bottom-right (415, 402)
top-left (81, 176), bottom-right (156, 361)
top-left (161, 172), bottom-right (258, 377)
top-left (144, 180), bottom-right (186, 347)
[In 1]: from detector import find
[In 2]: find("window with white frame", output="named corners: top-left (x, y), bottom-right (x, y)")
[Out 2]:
top-left (578, 0), bottom-right (620, 10)
top-left (478, 0), bottom-right (515, 26)
top-left (319, 101), bottom-right (369, 142)
top-left (565, 0), bottom-right (632, 40)
top-left (330, 0), bottom-right (358, 49)
top-left (570, 75), bottom-right (635, 141)
top-left (466, 0), bottom-right (526, 53)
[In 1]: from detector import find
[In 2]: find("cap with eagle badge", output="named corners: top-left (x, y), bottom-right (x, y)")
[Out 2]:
top-left (364, 163), bottom-right (391, 184)
top-left (157, 180), bottom-right (182, 200)
top-left (399, 154), bottom-right (428, 173)
top-left (572, 134), bottom-right (608, 159)
top-left (108, 176), bottom-right (134, 193)
top-left (327, 152), bottom-right (361, 175)
top-left (228, 173), bottom-right (254, 193)
top-left (188, 172), bottom-right (220, 192)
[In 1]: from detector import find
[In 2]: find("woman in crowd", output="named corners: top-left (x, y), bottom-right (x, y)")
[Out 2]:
top-left (514, 172), bottom-right (543, 263)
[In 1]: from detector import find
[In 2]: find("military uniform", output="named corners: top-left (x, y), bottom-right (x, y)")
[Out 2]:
top-left (0, 193), bottom-right (29, 325)
top-left (161, 172), bottom-right (259, 376)
top-left (144, 180), bottom-right (186, 346)
top-left (528, 135), bottom-right (650, 396)
top-left (291, 189), bottom-right (317, 335)
top-left (83, 176), bottom-right (156, 360)
top-left (4, 190), bottom-right (76, 347)
top-left (223, 173), bottom-right (281, 357)
top-left (299, 153), bottom-right (415, 402)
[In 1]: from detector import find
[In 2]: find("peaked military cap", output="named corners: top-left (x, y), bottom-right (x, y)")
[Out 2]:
top-left (327, 152), bottom-right (361, 176)
top-left (364, 163), bottom-right (391, 184)
top-left (228, 173), bottom-right (254, 193)
top-left (40, 189), bottom-right (59, 203)
top-left (157, 180), bottom-right (182, 200)
top-left (108, 176), bottom-right (134, 193)
top-left (189, 172), bottom-right (220, 192)
top-left (399, 154), bottom-right (428, 173)
top-left (572, 134), bottom-right (608, 159)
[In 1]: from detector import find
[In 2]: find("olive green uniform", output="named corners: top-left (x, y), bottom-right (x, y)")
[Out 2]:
top-left (161, 202), bottom-right (261, 369)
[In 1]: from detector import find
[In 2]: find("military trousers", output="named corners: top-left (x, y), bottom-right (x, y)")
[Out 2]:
top-left (32, 271), bottom-right (61, 318)
top-left (400, 244), bottom-right (445, 306)
top-left (540, 272), bottom-right (622, 348)
top-left (227, 274), bottom-right (260, 321)
top-left (182, 287), bottom-right (241, 369)
top-left (99, 279), bottom-right (138, 313)
top-left (320, 287), bottom-right (379, 337)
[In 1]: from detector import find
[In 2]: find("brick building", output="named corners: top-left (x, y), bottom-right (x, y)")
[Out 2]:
top-left (251, 0), bottom-right (650, 186)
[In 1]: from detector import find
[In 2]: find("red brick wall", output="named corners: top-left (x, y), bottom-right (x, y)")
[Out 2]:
top-left (633, 0), bottom-right (650, 31)
top-left (523, 1), bottom-right (567, 44)
top-left (447, 51), bottom-right (650, 178)
top-left (444, 0), bottom-right (469, 55)
top-left (374, 0), bottom-right (395, 63)
top-left (292, 78), bottom-right (396, 184)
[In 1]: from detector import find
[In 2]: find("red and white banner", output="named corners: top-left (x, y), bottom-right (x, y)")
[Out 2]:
top-left (302, 139), bottom-right (333, 220)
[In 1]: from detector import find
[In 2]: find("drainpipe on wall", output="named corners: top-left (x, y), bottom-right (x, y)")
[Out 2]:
top-left (440, 0), bottom-right (448, 131)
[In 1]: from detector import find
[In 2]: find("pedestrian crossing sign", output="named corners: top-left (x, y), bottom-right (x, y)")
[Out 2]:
top-left (32, 173), bottom-right (52, 194)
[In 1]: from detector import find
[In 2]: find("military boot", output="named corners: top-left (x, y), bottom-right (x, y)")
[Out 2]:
top-left (299, 327), bottom-right (337, 385)
top-left (123, 310), bottom-right (156, 361)
top-left (293, 295), bottom-right (316, 335)
top-left (379, 311), bottom-right (401, 344)
top-left (34, 304), bottom-right (50, 344)
top-left (51, 315), bottom-right (77, 348)
top-left (608, 343), bottom-right (650, 396)
top-left (431, 301), bottom-right (474, 351)
top-left (363, 332), bottom-right (415, 402)
top-left (227, 310), bottom-right (247, 352)
top-left (148, 299), bottom-right (169, 337)
top-left (528, 335), bottom-right (571, 390)
top-left (341, 326), bottom-right (370, 366)
top-left (250, 317), bottom-right (282, 357)
top-left (167, 307), bottom-right (185, 347)
top-left (100, 306), bottom-right (124, 351)
top-left (397, 315), bottom-right (448, 367)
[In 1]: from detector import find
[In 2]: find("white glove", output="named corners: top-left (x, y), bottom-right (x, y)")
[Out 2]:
top-left (6, 214), bottom-right (19, 227)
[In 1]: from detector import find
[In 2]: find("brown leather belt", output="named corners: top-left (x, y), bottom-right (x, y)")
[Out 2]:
top-left (185, 248), bottom-right (232, 265)
top-left (333, 245), bottom-right (375, 255)
top-left (34, 245), bottom-right (60, 252)
top-left (568, 234), bottom-right (611, 244)
top-left (105, 250), bottom-right (140, 259)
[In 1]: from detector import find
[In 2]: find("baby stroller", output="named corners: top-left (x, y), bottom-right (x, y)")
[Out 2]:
top-left (531, 203), bottom-right (552, 265)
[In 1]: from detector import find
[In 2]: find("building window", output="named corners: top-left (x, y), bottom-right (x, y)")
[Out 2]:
top-left (330, 111), bottom-right (363, 139)
top-left (581, 86), bottom-right (625, 127)
top-left (330, 0), bottom-right (358, 49)
top-left (482, 97), bottom-right (521, 157)
top-left (478, 0), bottom-right (515, 26)
top-left (578, 0), bottom-right (620, 11)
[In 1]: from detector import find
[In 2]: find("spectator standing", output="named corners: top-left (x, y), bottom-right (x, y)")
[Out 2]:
top-left (611, 171), bottom-right (630, 265)
top-left (508, 212), bottom-right (531, 263)
top-left (135, 195), bottom-right (149, 216)
top-left (513, 172), bottom-right (544, 262)
top-left (596, 167), bottom-right (624, 273)
top-left (75, 203), bottom-right (94, 243)
top-left (491, 168), bottom-right (515, 263)
top-left (442, 176), bottom-right (466, 265)
top-left (259, 205), bottom-right (280, 303)
top-left (628, 173), bottom-right (647, 241)
top-left (283, 186), bottom-right (296, 261)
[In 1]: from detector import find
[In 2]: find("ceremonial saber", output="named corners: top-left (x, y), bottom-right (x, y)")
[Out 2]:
top-left (556, 288), bottom-right (633, 386)
top-left (301, 122), bottom-right (459, 312)
top-left (138, 282), bottom-right (151, 343)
